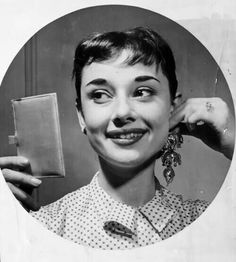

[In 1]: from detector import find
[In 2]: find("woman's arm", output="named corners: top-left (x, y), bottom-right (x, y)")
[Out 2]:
top-left (0, 156), bottom-right (41, 211)
top-left (169, 97), bottom-right (235, 160)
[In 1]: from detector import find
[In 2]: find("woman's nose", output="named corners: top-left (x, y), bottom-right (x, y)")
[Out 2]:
top-left (112, 97), bottom-right (135, 126)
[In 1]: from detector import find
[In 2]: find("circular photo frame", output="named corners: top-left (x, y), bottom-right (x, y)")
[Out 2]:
top-left (0, 1), bottom-right (235, 261)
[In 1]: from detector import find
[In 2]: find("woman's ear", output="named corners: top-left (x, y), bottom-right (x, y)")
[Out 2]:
top-left (76, 109), bottom-right (86, 133)
top-left (170, 92), bottom-right (183, 114)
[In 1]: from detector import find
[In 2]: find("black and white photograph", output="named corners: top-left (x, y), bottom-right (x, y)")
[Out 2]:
top-left (0, 1), bottom-right (235, 261)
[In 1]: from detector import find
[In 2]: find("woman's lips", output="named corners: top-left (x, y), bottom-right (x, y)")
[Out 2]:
top-left (106, 128), bottom-right (147, 146)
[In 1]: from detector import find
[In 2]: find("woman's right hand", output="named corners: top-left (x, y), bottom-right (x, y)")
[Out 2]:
top-left (0, 156), bottom-right (41, 211)
top-left (169, 97), bottom-right (235, 160)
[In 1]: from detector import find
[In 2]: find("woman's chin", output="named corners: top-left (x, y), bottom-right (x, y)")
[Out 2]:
top-left (101, 154), bottom-right (156, 170)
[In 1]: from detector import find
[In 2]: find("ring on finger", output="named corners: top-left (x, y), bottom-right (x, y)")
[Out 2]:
top-left (206, 101), bottom-right (214, 112)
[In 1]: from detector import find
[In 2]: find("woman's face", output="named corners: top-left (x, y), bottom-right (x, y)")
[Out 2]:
top-left (78, 51), bottom-right (173, 168)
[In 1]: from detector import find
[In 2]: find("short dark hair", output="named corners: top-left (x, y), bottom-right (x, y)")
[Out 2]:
top-left (73, 27), bottom-right (178, 109)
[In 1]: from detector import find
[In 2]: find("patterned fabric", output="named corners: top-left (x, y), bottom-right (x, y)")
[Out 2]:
top-left (30, 173), bottom-right (209, 250)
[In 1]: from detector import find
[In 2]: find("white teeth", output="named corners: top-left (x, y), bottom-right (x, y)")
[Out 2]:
top-left (126, 134), bottom-right (131, 139)
top-left (115, 133), bottom-right (142, 139)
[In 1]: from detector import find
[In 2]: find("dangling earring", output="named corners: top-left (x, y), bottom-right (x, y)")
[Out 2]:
top-left (161, 131), bottom-right (183, 186)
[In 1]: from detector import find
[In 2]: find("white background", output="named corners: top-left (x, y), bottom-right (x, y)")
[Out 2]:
top-left (0, 0), bottom-right (235, 261)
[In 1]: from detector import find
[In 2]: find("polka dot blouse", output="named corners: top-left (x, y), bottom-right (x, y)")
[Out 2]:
top-left (30, 173), bottom-right (209, 250)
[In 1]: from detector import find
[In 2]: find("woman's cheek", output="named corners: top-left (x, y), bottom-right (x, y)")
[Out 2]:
top-left (147, 107), bottom-right (170, 143)
top-left (84, 110), bottom-right (110, 133)
top-left (143, 102), bottom-right (170, 126)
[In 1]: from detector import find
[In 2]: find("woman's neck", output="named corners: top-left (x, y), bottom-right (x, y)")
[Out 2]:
top-left (97, 157), bottom-right (156, 207)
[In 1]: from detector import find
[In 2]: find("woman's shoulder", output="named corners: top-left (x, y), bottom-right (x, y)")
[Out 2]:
top-left (161, 186), bottom-right (208, 204)
top-left (30, 181), bottom-right (93, 218)
top-left (29, 182), bottom-right (95, 235)
top-left (160, 186), bottom-right (209, 224)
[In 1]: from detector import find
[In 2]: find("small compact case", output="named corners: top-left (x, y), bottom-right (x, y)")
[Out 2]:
top-left (9, 93), bottom-right (65, 178)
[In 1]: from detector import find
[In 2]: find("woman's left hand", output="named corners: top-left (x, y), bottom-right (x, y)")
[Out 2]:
top-left (169, 97), bottom-right (235, 160)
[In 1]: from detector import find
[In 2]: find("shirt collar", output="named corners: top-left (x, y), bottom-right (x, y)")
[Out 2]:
top-left (90, 173), bottom-right (177, 235)
top-left (138, 191), bottom-right (177, 232)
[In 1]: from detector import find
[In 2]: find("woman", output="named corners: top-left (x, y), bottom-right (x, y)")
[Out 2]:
top-left (0, 27), bottom-right (235, 249)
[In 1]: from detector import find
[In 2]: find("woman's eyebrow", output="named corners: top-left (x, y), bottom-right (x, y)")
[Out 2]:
top-left (86, 78), bottom-right (108, 87)
top-left (134, 75), bottom-right (160, 83)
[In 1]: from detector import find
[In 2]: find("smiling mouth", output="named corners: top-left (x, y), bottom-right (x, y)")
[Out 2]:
top-left (106, 129), bottom-right (147, 146)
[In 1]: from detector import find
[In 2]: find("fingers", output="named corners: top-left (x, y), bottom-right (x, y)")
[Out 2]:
top-left (1, 157), bottom-right (42, 211)
top-left (169, 97), bottom-right (229, 131)
top-left (2, 168), bottom-right (41, 187)
top-left (2, 168), bottom-right (41, 210)
top-left (7, 182), bottom-right (40, 211)
top-left (0, 156), bottom-right (30, 170)
top-left (169, 96), bottom-right (235, 159)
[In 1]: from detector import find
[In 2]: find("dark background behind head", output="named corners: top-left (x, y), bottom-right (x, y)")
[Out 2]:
top-left (0, 5), bottom-right (233, 206)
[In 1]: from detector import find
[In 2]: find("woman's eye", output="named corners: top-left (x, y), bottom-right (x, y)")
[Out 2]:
top-left (133, 88), bottom-right (154, 99)
top-left (90, 90), bottom-right (112, 103)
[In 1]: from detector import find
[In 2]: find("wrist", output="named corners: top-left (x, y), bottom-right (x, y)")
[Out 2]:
top-left (220, 120), bottom-right (235, 160)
